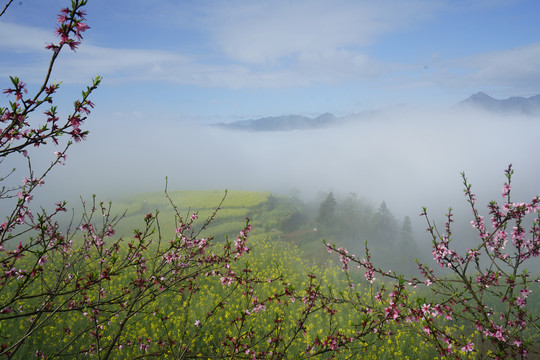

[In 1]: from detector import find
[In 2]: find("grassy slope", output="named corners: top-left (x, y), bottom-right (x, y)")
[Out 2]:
top-left (110, 190), bottom-right (267, 239)
top-left (106, 190), bottom-right (337, 266)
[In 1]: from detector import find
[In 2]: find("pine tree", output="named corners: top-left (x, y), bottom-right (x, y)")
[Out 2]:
top-left (316, 192), bottom-right (337, 229)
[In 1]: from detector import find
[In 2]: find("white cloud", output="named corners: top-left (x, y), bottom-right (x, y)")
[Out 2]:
top-left (467, 42), bottom-right (540, 86)
top-left (296, 49), bottom-right (382, 82)
top-left (0, 22), bottom-right (52, 51)
top-left (52, 44), bottom-right (308, 88)
top-left (206, 0), bottom-right (440, 65)
top-left (37, 0), bottom-right (437, 88)
top-left (430, 42), bottom-right (540, 92)
top-left (57, 45), bottom-right (193, 83)
top-left (0, 33), bottom-right (381, 88)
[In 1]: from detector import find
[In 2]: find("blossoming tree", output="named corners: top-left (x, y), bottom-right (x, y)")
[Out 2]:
top-left (327, 164), bottom-right (540, 359)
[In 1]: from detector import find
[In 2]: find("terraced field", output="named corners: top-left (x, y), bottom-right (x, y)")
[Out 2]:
top-left (108, 190), bottom-right (271, 240)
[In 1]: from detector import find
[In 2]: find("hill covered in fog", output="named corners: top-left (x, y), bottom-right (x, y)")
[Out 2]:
top-left (213, 92), bottom-right (540, 133)
top-left (457, 92), bottom-right (540, 114)
top-left (211, 109), bottom-right (386, 132)
top-left (213, 112), bottom-right (338, 131)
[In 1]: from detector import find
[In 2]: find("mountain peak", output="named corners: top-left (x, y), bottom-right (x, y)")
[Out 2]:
top-left (457, 92), bottom-right (540, 114)
top-left (462, 92), bottom-right (497, 104)
top-left (469, 91), bottom-right (493, 99)
top-left (214, 113), bottom-right (338, 131)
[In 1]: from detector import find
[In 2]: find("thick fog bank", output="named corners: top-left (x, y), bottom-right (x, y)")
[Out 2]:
top-left (14, 107), bottom-right (540, 240)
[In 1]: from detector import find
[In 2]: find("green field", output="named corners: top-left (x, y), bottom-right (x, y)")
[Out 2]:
top-left (108, 190), bottom-right (287, 244)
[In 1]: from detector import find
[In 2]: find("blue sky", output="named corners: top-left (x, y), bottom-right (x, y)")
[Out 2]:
top-left (1, 0), bottom-right (540, 123)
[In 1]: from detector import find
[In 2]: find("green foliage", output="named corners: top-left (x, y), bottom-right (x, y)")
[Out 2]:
top-left (106, 189), bottom-right (424, 274)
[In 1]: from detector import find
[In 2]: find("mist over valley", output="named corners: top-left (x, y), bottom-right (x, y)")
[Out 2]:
top-left (17, 96), bottom-right (539, 266)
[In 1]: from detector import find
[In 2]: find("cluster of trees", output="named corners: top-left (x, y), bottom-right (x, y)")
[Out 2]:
top-left (315, 193), bottom-right (413, 246)
top-left (1, 2), bottom-right (539, 359)
top-left (317, 193), bottom-right (420, 273)
top-left (268, 192), bottom-right (420, 273)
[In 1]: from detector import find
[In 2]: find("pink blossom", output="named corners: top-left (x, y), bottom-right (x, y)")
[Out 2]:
top-left (75, 22), bottom-right (90, 34)
top-left (220, 276), bottom-right (234, 286)
top-left (251, 304), bottom-right (266, 314)
top-left (38, 256), bottom-right (47, 266)
top-left (520, 288), bottom-right (531, 298)
top-left (69, 116), bottom-right (81, 129)
top-left (502, 184), bottom-right (511, 197)
top-left (461, 342), bottom-right (474, 352)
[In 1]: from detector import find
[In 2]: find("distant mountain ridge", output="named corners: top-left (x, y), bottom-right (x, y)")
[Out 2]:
top-left (213, 112), bottom-right (338, 131)
top-left (458, 92), bottom-right (540, 114)
top-left (213, 92), bottom-right (540, 132)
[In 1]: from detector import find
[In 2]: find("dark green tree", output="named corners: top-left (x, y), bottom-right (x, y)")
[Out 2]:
top-left (316, 192), bottom-right (337, 229)
top-left (336, 192), bottom-right (364, 240)
top-left (373, 201), bottom-right (398, 245)
top-left (400, 216), bottom-right (415, 245)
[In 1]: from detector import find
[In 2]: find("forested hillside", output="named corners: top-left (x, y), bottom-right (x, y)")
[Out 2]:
top-left (106, 189), bottom-right (423, 275)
